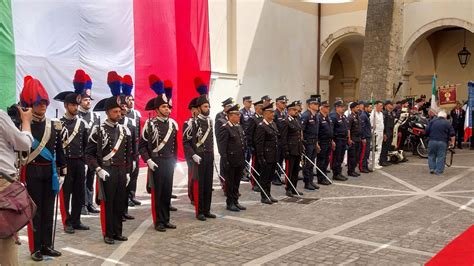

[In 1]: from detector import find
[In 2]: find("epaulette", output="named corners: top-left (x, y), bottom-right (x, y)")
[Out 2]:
top-left (134, 109), bottom-right (142, 118)
top-left (53, 120), bottom-right (62, 131)
top-left (169, 118), bottom-right (179, 131)
top-left (122, 124), bottom-right (131, 136)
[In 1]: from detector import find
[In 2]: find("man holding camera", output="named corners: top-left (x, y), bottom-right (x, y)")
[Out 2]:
top-left (0, 100), bottom-right (34, 265)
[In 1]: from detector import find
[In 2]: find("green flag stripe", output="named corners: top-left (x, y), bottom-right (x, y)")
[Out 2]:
top-left (0, 0), bottom-right (16, 111)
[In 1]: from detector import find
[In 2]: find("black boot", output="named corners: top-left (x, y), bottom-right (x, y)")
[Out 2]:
top-left (104, 237), bottom-right (115, 244)
top-left (310, 182), bottom-right (320, 189)
top-left (41, 246), bottom-right (62, 257)
top-left (31, 251), bottom-right (43, 261)
top-left (123, 213), bottom-right (135, 220)
top-left (73, 223), bottom-right (90, 230)
top-left (87, 204), bottom-right (100, 214)
top-left (226, 204), bottom-right (240, 212)
top-left (261, 198), bottom-right (273, 204)
top-left (164, 222), bottom-right (177, 229)
top-left (235, 202), bottom-right (247, 210)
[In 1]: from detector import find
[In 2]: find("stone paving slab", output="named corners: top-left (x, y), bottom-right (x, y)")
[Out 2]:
top-left (337, 197), bottom-right (474, 254)
top-left (267, 237), bottom-right (430, 265)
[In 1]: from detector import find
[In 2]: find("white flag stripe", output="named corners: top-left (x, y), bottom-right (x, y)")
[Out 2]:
top-left (12, 0), bottom-right (135, 117)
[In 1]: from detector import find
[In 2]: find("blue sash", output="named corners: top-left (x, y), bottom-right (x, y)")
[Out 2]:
top-left (32, 138), bottom-right (59, 195)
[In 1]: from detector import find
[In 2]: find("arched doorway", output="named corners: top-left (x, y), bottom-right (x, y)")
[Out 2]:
top-left (402, 19), bottom-right (474, 103)
top-left (320, 27), bottom-right (365, 104)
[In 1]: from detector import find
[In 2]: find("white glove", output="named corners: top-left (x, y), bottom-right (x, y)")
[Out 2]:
top-left (126, 174), bottom-right (130, 186)
top-left (192, 154), bottom-right (202, 165)
top-left (59, 176), bottom-right (65, 189)
top-left (147, 159), bottom-right (158, 171)
top-left (84, 165), bottom-right (88, 173)
top-left (132, 161), bottom-right (137, 172)
top-left (97, 169), bottom-right (109, 181)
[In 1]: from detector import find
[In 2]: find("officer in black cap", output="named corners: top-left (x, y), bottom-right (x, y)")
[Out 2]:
top-left (246, 99), bottom-right (265, 192)
top-left (301, 98), bottom-right (320, 190)
top-left (380, 100), bottom-right (396, 166)
top-left (139, 80), bottom-right (178, 232)
top-left (254, 103), bottom-right (279, 204)
top-left (53, 90), bottom-right (90, 234)
top-left (358, 101), bottom-right (373, 173)
top-left (330, 101), bottom-right (348, 181)
top-left (281, 101), bottom-right (304, 197)
top-left (77, 73), bottom-right (101, 215)
top-left (240, 96), bottom-right (254, 182)
top-left (317, 100), bottom-right (334, 185)
top-left (215, 97), bottom-right (234, 134)
top-left (217, 104), bottom-right (247, 212)
top-left (272, 95), bottom-right (288, 185)
top-left (86, 94), bottom-right (133, 245)
top-left (183, 97), bottom-right (199, 204)
top-left (215, 97), bottom-right (235, 192)
top-left (261, 95), bottom-right (272, 106)
top-left (183, 77), bottom-right (217, 221)
top-left (295, 100), bottom-right (303, 120)
top-left (117, 82), bottom-right (139, 220)
top-left (347, 102), bottom-right (362, 177)
top-left (122, 75), bottom-right (142, 208)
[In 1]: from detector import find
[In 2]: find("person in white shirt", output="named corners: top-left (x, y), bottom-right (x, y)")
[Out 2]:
top-left (370, 101), bottom-right (385, 170)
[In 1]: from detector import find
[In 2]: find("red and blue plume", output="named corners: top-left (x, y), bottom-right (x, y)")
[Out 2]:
top-left (20, 76), bottom-right (50, 107)
top-left (148, 74), bottom-right (164, 95)
top-left (107, 71), bottom-right (122, 96)
top-left (73, 69), bottom-right (86, 94)
top-left (194, 77), bottom-right (208, 95)
top-left (164, 80), bottom-right (173, 100)
top-left (85, 74), bottom-right (92, 90)
top-left (122, 75), bottom-right (133, 96)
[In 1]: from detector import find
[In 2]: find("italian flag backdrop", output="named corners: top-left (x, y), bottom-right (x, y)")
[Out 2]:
top-left (0, 0), bottom-right (211, 159)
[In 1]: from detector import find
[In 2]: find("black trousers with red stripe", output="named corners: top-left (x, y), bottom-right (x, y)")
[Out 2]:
top-left (151, 157), bottom-right (175, 225)
top-left (219, 157), bottom-right (226, 193)
top-left (224, 164), bottom-right (244, 206)
top-left (285, 155), bottom-right (300, 193)
top-left (250, 154), bottom-right (261, 189)
top-left (193, 153), bottom-right (214, 216)
top-left (347, 140), bottom-right (361, 174)
top-left (61, 158), bottom-right (85, 227)
top-left (101, 166), bottom-right (127, 238)
top-left (186, 159), bottom-right (194, 202)
top-left (26, 164), bottom-right (54, 253)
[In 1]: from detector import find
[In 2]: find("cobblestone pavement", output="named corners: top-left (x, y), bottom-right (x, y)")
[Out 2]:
top-left (17, 150), bottom-right (474, 265)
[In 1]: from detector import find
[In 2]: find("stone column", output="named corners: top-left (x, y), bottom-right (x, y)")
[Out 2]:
top-left (400, 70), bottom-right (413, 99)
top-left (359, 0), bottom-right (404, 100)
top-left (320, 75), bottom-right (333, 101)
top-left (340, 77), bottom-right (357, 101)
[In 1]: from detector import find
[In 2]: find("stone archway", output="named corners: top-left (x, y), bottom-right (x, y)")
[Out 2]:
top-left (320, 26), bottom-right (365, 103)
top-left (402, 18), bottom-right (474, 101)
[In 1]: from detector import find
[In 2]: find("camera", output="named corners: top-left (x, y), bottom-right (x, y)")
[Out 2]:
top-left (7, 104), bottom-right (25, 129)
